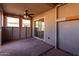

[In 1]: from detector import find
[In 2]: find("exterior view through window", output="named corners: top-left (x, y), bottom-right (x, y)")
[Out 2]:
top-left (22, 19), bottom-right (30, 27)
top-left (34, 18), bottom-right (45, 39)
top-left (7, 17), bottom-right (19, 27)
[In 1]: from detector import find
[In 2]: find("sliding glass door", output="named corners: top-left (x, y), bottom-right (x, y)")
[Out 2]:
top-left (34, 19), bottom-right (45, 39)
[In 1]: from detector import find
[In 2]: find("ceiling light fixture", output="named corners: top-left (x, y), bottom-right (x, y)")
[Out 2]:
top-left (23, 10), bottom-right (34, 19)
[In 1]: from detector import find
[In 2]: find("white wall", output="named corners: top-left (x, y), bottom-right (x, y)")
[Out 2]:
top-left (33, 9), bottom-right (55, 46)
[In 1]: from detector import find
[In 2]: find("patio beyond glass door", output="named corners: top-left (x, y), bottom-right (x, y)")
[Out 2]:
top-left (34, 19), bottom-right (44, 39)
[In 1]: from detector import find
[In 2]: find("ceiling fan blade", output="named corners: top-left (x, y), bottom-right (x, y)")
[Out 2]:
top-left (24, 10), bottom-right (28, 14)
top-left (29, 14), bottom-right (34, 15)
top-left (23, 10), bottom-right (34, 18)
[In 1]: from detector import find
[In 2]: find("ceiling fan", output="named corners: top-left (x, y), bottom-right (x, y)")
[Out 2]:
top-left (24, 10), bottom-right (34, 19)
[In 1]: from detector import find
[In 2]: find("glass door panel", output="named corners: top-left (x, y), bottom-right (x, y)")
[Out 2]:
top-left (34, 19), bottom-right (44, 39)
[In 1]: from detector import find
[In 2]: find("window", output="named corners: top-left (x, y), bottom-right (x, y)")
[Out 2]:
top-left (7, 17), bottom-right (19, 27)
top-left (22, 19), bottom-right (30, 27)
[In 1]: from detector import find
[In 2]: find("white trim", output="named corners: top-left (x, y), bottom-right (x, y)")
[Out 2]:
top-left (55, 17), bottom-right (66, 48)
top-left (33, 36), bottom-right (44, 41)
top-left (55, 7), bottom-right (57, 49)
top-left (56, 18), bottom-right (66, 22)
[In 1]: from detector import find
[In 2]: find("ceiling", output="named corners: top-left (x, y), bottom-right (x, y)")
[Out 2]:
top-left (1, 3), bottom-right (58, 17)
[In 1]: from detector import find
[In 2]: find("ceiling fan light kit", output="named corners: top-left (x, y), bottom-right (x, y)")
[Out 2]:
top-left (24, 14), bottom-right (29, 19)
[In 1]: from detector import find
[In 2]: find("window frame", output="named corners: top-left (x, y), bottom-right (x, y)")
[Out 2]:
top-left (22, 19), bottom-right (31, 27)
top-left (6, 16), bottom-right (20, 27)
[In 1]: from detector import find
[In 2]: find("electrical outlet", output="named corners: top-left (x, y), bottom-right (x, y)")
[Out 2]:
top-left (48, 37), bottom-right (50, 39)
